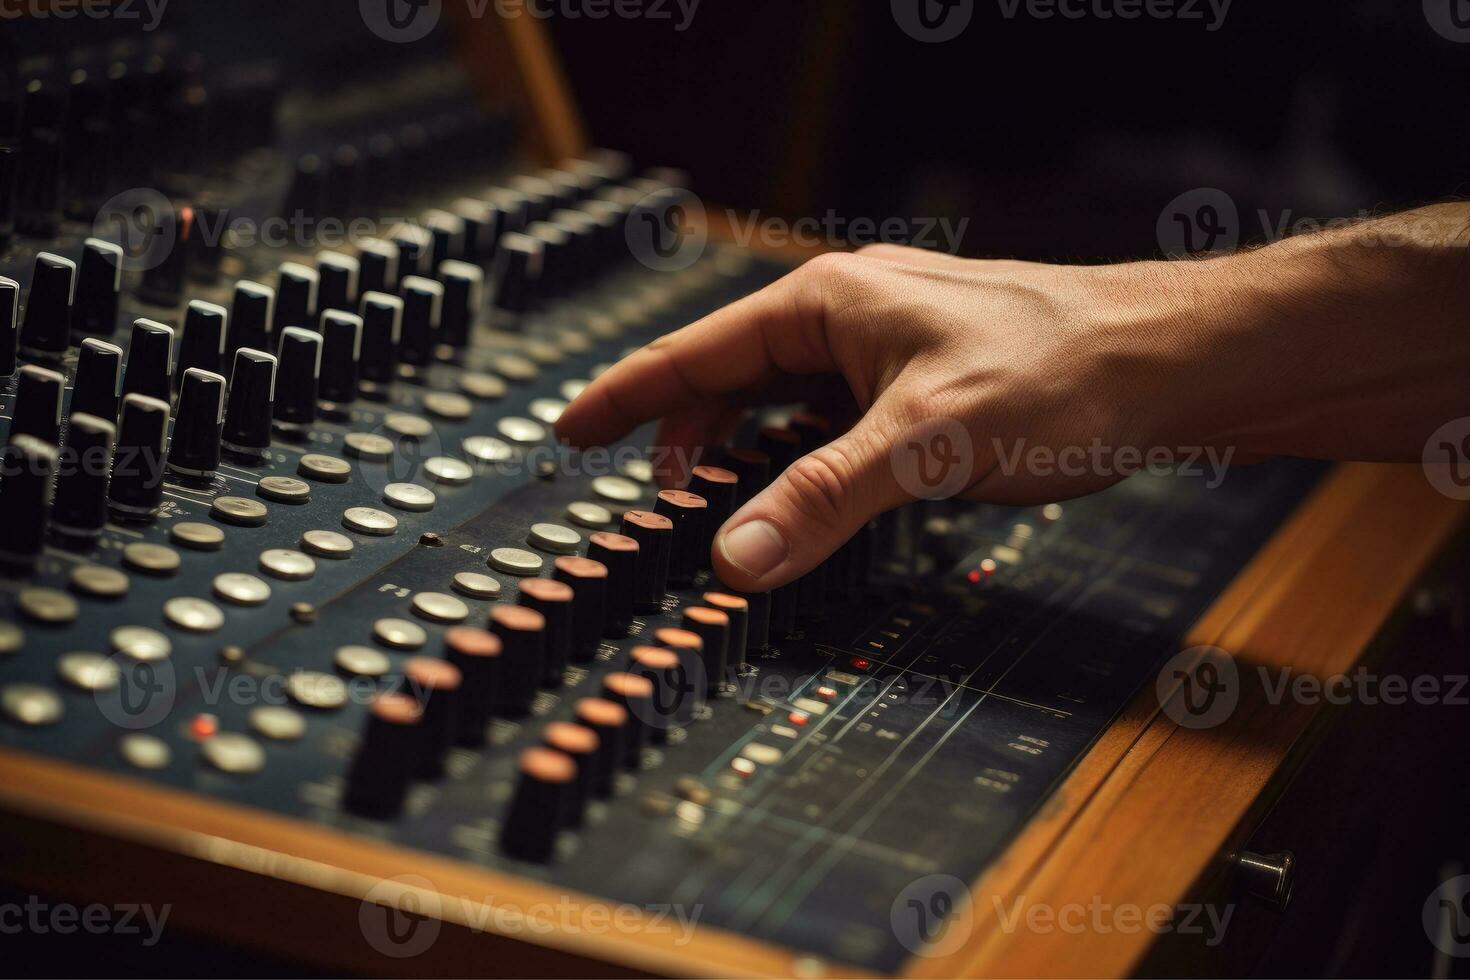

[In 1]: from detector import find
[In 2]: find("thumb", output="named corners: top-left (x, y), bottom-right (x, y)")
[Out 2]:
top-left (711, 409), bottom-right (911, 592)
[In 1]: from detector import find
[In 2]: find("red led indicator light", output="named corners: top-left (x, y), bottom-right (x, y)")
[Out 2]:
top-left (788, 712), bottom-right (809, 726)
top-left (816, 686), bottom-right (837, 699)
top-left (850, 657), bottom-right (871, 671)
top-left (190, 714), bottom-right (219, 740)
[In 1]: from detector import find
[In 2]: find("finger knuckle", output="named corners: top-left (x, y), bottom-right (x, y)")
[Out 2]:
top-left (780, 445), bottom-right (862, 531)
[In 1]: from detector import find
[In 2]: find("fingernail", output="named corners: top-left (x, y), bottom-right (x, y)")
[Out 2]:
top-left (718, 519), bottom-right (789, 579)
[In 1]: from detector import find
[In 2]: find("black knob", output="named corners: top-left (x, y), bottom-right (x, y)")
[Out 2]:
top-left (343, 692), bottom-right (423, 819)
top-left (0, 145), bottom-right (16, 248)
top-left (681, 607), bottom-right (730, 697)
top-left (510, 175), bottom-right (557, 225)
top-left (489, 232), bottom-right (542, 318)
top-left (13, 82), bottom-right (64, 237)
top-left (437, 260), bottom-right (482, 351)
top-left (173, 299), bottom-right (227, 385)
top-left (519, 577), bottom-right (574, 689)
top-left (500, 748), bottom-right (576, 863)
top-left (525, 221), bottom-right (571, 302)
top-left (317, 310), bottom-right (362, 407)
top-left (573, 698), bottom-right (627, 799)
top-left (221, 348), bottom-right (277, 459)
top-left (136, 204), bottom-right (193, 308)
top-left (600, 672), bottom-right (655, 768)
top-left (703, 592), bottom-right (751, 674)
top-left (549, 209), bottom-right (600, 284)
top-left (315, 252), bottom-right (359, 316)
top-left (357, 238), bottom-right (399, 296)
top-left (397, 276), bottom-right (442, 369)
top-left (553, 556), bottom-right (608, 664)
top-left (0, 435), bottom-right (58, 571)
top-left (579, 198), bottom-right (630, 268)
top-left (740, 590), bottom-right (772, 654)
top-left (770, 580), bottom-right (800, 639)
top-left (621, 509), bottom-right (673, 613)
top-left (489, 604), bottom-right (546, 718)
top-left (357, 291), bottom-right (402, 393)
top-left (11, 364), bottom-right (63, 446)
top-left (542, 722), bottom-right (599, 829)
top-left (445, 626), bottom-right (502, 749)
top-left (423, 209), bottom-right (465, 268)
top-left (272, 327), bottom-right (322, 431)
top-left (108, 393), bottom-right (170, 519)
top-left (166, 368), bottom-right (226, 479)
top-left (587, 531), bottom-right (638, 637)
top-left (185, 202), bottom-right (229, 285)
top-left (629, 645), bottom-right (689, 741)
top-left (389, 224), bottom-right (431, 280)
top-left (282, 153), bottom-right (324, 227)
top-left (403, 656), bottom-right (462, 781)
top-left (488, 187), bottom-right (532, 238)
top-left (655, 488), bottom-right (708, 587)
top-left (51, 413), bottom-right (115, 541)
top-left (272, 263), bottom-right (319, 338)
top-left (651, 627), bottom-right (706, 720)
top-left (536, 169), bottom-right (583, 213)
top-left (225, 281), bottom-right (274, 361)
top-left (18, 252), bottom-right (75, 362)
top-left (688, 465), bottom-right (738, 570)
top-left (324, 144), bottom-right (362, 219)
top-left (72, 239), bottom-right (123, 338)
top-left (120, 318), bottom-right (175, 405)
top-left (723, 448), bottom-right (770, 508)
top-left (0, 275), bottom-right (17, 376)
top-left (451, 197), bottom-right (499, 264)
top-left (71, 338), bottom-right (124, 424)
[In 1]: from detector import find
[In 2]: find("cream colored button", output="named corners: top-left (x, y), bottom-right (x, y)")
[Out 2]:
top-left (335, 645), bottom-right (391, 677)
top-left (2, 684), bottom-right (62, 726)
top-left (110, 625), bottom-right (170, 661)
top-left (565, 501), bottom-right (612, 528)
top-left (528, 398), bottom-right (568, 425)
top-left (256, 475), bottom-right (312, 504)
top-left (463, 435), bottom-right (513, 464)
top-left (0, 622), bottom-right (23, 656)
top-left (591, 475), bottom-right (641, 503)
top-left (171, 521), bottom-right (225, 550)
top-left (57, 652), bottom-right (120, 691)
top-left (383, 482), bottom-right (436, 512)
top-left (522, 338), bottom-right (563, 365)
top-left (286, 671), bottom-right (348, 709)
top-left (259, 549), bottom-right (316, 581)
top-left (497, 416), bottom-right (546, 443)
top-left (460, 372), bottom-right (507, 399)
top-left (299, 452), bottom-right (353, 482)
top-left (344, 432), bottom-right (394, 461)
top-left (384, 412), bottom-right (434, 440)
top-left (411, 591), bottom-right (469, 623)
top-left (19, 587), bottom-right (78, 624)
top-left (452, 571), bottom-right (501, 600)
top-left (163, 596), bottom-right (224, 633)
top-left (211, 495), bottom-right (269, 527)
top-left (120, 733), bottom-right (171, 769)
top-left (343, 506), bottom-right (398, 536)
top-left (527, 522), bottom-right (581, 555)
top-left (620, 459), bottom-right (654, 484)
top-left (70, 563), bottom-right (130, 598)
top-left (424, 456), bottom-right (473, 485)
top-left (492, 353), bottom-right (538, 380)
top-left (373, 617), bottom-right (427, 650)
top-left (423, 391), bottom-right (473, 421)
top-left (201, 732), bottom-right (265, 774)
top-left (559, 379), bottom-right (590, 401)
top-left (213, 573), bottom-right (272, 606)
top-left (301, 529), bottom-right (355, 558)
top-left (488, 547), bottom-right (543, 575)
top-left (250, 705), bottom-right (306, 740)
top-left (123, 542), bottom-right (181, 575)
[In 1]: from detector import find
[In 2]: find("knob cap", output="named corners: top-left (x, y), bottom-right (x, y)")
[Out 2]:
top-left (222, 348), bottom-right (277, 459)
top-left (703, 592), bottom-right (751, 673)
top-left (357, 291), bottom-right (402, 392)
top-left (489, 232), bottom-right (542, 317)
top-left (519, 577), bottom-right (574, 689)
top-left (437, 260), bottom-right (482, 350)
top-left (120, 318), bottom-right (175, 405)
top-left (573, 698), bottom-right (627, 799)
top-left (0, 276), bottom-right (18, 376)
top-left (10, 364), bottom-right (64, 446)
top-left (0, 434), bottom-right (58, 570)
top-left (72, 239), bottom-right (123, 338)
top-left (272, 326), bottom-right (322, 430)
top-left (315, 252), bottom-right (360, 316)
top-left (489, 604), bottom-right (546, 717)
top-left (600, 672), bottom-right (655, 769)
top-left (542, 722), bottom-right (598, 828)
top-left (174, 300), bottom-right (227, 385)
top-left (629, 645), bottom-right (688, 741)
top-left (52, 413), bottom-right (115, 540)
top-left (652, 627), bottom-right (706, 715)
top-left (404, 656), bottom-right (462, 781)
top-left (445, 626), bottom-right (501, 748)
top-left (681, 607), bottom-right (730, 697)
top-left (70, 338), bottom-right (124, 425)
top-left (272, 262), bottom-right (319, 338)
top-left (688, 466), bottom-right (738, 570)
top-left (225, 281), bottom-right (275, 361)
top-left (18, 252), bottom-right (75, 361)
top-left (397, 276), bottom-right (442, 368)
top-left (389, 224), bottom-right (432, 280)
top-left (317, 310), bottom-right (362, 407)
top-left (108, 394), bottom-right (170, 519)
top-left (167, 368), bottom-right (226, 479)
top-left (587, 531), bottom-right (638, 637)
top-left (500, 747), bottom-right (575, 863)
top-left (356, 238), bottom-right (400, 296)
top-left (553, 556), bottom-right (608, 664)
top-left (654, 488), bottom-right (708, 587)
top-left (621, 510), bottom-right (673, 613)
top-left (343, 691), bottom-right (423, 819)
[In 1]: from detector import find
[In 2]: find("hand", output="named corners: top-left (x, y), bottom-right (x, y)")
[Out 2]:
top-left (556, 244), bottom-right (1196, 592)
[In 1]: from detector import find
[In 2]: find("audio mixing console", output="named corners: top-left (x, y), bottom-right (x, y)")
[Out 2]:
top-left (0, 19), bottom-right (1331, 975)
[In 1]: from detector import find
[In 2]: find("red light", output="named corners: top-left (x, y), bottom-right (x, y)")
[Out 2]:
top-left (190, 714), bottom-right (218, 740)
top-left (788, 712), bottom-right (808, 726)
top-left (850, 657), bottom-right (871, 671)
top-left (816, 686), bottom-right (837, 699)
top-left (967, 569), bottom-right (981, 584)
